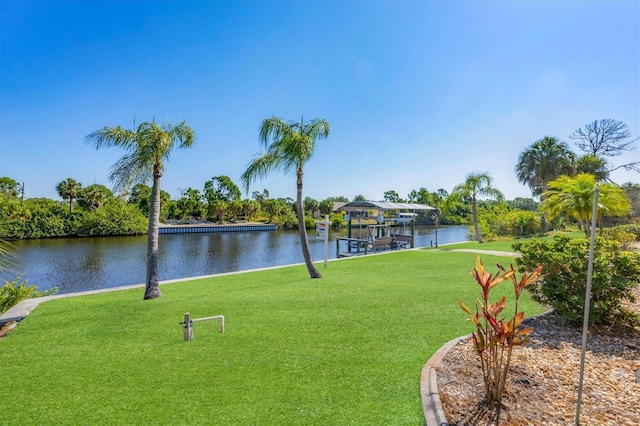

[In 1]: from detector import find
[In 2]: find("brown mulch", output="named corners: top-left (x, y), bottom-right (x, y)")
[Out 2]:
top-left (437, 286), bottom-right (640, 425)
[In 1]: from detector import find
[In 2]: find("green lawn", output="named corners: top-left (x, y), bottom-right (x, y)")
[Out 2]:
top-left (1, 250), bottom-right (544, 425)
top-left (437, 229), bottom-right (586, 253)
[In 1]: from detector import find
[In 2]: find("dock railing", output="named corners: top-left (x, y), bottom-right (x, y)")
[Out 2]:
top-left (336, 237), bottom-right (369, 258)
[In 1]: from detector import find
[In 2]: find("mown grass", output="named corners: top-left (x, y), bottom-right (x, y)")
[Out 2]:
top-left (437, 229), bottom-right (586, 253)
top-left (1, 250), bottom-right (544, 425)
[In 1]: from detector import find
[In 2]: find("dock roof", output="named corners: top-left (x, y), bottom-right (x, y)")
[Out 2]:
top-left (337, 201), bottom-right (435, 212)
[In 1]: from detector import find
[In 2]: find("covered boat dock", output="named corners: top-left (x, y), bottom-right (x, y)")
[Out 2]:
top-left (335, 201), bottom-right (435, 257)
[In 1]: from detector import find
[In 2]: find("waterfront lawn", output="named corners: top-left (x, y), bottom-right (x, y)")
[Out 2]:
top-left (1, 250), bottom-right (544, 425)
top-left (438, 240), bottom-right (518, 252)
top-left (438, 229), bottom-right (586, 253)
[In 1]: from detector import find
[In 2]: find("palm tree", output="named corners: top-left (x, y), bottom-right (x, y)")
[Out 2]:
top-left (575, 154), bottom-right (609, 182)
top-left (241, 116), bottom-right (330, 278)
top-left (86, 120), bottom-right (195, 299)
top-left (56, 178), bottom-right (82, 214)
top-left (541, 173), bottom-right (630, 236)
top-left (447, 172), bottom-right (504, 243)
top-left (515, 136), bottom-right (576, 198)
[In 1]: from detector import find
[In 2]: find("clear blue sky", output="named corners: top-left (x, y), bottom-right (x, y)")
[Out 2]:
top-left (1, 0), bottom-right (638, 203)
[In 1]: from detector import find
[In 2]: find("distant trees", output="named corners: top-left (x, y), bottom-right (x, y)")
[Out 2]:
top-left (621, 182), bottom-right (640, 217)
top-left (86, 119), bottom-right (195, 300)
top-left (56, 178), bottom-right (82, 214)
top-left (77, 184), bottom-right (112, 210)
top-left (447, 172), bottom-right (504, 243)
top-left (0, 177), bottom-right (146, 240)
top-left (506, 197), bottom-right (538, 212)
top-left (242, 116), bottom-right (330, 279)
top-left (383, 190), bottom-right (403, 203)
top-left (0, 177), bottom-right (21, 199)
top-left (204, 176), bottom-right (241, 203)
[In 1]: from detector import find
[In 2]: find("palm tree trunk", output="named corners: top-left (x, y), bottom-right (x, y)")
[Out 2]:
top-left (472, 197), bottom-right (483, 243)
top-left (144, 170), bottom-right (163, 299)
top-left (297, 168), bottom-right (321, 278)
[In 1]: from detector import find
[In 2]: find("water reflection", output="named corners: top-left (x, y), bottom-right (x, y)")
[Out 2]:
top-left (9, 225), bottom-right (468, 294)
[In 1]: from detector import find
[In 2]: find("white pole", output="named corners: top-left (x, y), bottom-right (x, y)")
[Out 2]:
top-left (575, 186), bottom-right (599, 425)
top-left (323, 215), bottom-right (329, 268)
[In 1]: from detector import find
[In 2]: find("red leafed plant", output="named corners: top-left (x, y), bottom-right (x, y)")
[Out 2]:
top-left (459, 256), bottom-right (544, 407)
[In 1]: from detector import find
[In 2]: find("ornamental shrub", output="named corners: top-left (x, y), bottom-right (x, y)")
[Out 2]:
top-left (459, 257), bottom-right (544, 407)
top-left (514, 236), bottom-right (640, 326)
top-left (1, 276), bottom-right (57, 315)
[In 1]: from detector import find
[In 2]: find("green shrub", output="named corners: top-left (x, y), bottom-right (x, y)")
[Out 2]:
top-left (304, 215), bottom-right (316, 229)
top-left (329, 212), bottom-right (346, 229)
top-left (601, 226), bottom-right (637, 250)
top-left (514, 236), bottom-right (640, 326)
top-left (612, 224), bottom-right (640, 240)
top-left (1, 277), bottom-right (57, 315)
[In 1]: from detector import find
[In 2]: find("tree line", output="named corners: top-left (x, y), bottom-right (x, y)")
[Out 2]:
top-left (2, 116), bottom-right (638, 298)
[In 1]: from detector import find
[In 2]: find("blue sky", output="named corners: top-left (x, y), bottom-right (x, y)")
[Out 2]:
top-left (1, 0), bottom-right (638, 203)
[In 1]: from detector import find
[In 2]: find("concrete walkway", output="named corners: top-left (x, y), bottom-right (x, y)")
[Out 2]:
top-left (449, 248), bottom-right (521, 258)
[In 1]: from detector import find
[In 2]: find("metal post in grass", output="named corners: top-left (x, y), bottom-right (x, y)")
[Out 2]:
top-left (183, 312), bottom-right (193, 341)
top-left (575, 186), bottom-right (599, 425)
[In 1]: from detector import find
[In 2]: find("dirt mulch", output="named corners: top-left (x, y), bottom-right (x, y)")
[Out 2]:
top-left (437, 286), bottom-right (640, 425)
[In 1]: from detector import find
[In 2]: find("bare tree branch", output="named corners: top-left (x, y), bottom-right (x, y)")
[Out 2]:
top-left (570, 119), bottom-right (638, 157)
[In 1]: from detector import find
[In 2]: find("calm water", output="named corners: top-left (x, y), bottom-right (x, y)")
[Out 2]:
top-left (9, 225), bottom-right (469, 294)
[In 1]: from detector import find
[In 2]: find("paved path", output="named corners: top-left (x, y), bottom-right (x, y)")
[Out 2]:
top-left (449, 248), bottom-right (521, 258)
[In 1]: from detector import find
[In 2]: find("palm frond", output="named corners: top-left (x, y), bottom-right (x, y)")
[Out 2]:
top-left (0, 239), bottom-right (17, 277)
top-left (259, 117), bottom-right (291, 148)
top-left (85, 126), bottom-right (137, 150)
top-left (240, 152), bottom-right (286, 193)
top-left (108, 153), bottom-right (152, 193)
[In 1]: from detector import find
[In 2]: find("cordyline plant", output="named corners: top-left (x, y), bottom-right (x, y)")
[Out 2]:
top-left (459, 256), bottom-right (544, 407)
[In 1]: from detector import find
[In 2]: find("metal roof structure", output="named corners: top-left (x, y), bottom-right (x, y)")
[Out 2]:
top-left (337, 201), bottom-right (435, 212)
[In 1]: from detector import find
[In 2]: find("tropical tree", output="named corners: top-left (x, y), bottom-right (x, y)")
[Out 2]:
top-left (251, 189), bottom-right (270, 203)
top-left (241, 116), bottom-right (330, 279)
top-left (541, 173), bottom-right (631, 236)
top-left (319, 198), bottom-right (334, 216)
top-left (56, 178), bottom-right (82, 214)
top-left (447, 172), bottom-right (504, 243)
top-left (515, 136), bottom-right (576, 198)
top-left (175, 187), bottom-right (206, 219)
top-left (242, 198), bottom-right (260, 221)
top-left (304, 197), bottom-right (319, 216)
top-left (204, 175), bottom-right (242, 203)
top-left (86, 119), bottom-right (195, 299)
top-left (0, 177), bottom-right (21, 199)
top-left (78, 184), bottom-right (113, 210)
top-left (227, 199), bottom-right (243, 222)
top-left (383, 190), bottom-right (402, 202)
top-left (575, 154), bottom-right (609, 182)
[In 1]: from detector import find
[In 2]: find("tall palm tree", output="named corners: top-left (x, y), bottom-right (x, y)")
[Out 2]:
top-left (447, 172), bottom-right (504, 243)
top-left (515, 136), bottom-right (576, 198)
top-left (86, 120), bottom-right (195, 299)
top-left (541, 173), bottom-right (630, 236)
top-left (56, 178), bottom-right (82, 214)
top-left (241, 116), bottom-right (330, 279)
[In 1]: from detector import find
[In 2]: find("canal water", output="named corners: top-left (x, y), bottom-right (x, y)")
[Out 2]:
top-left (8, 225), bottom-right (469, 294)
